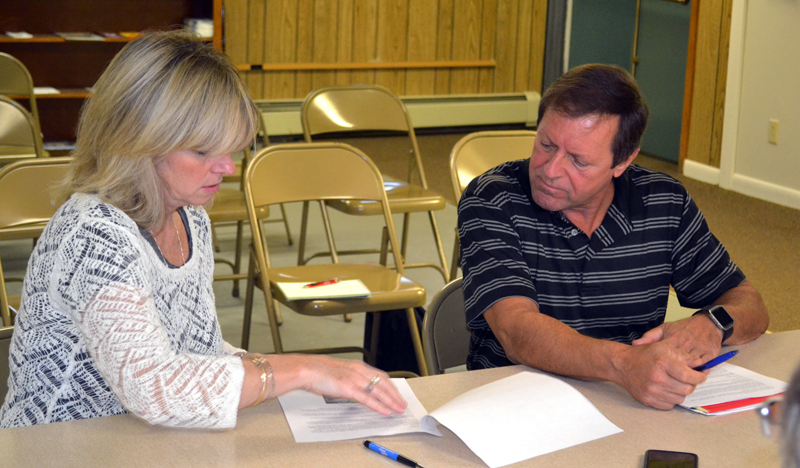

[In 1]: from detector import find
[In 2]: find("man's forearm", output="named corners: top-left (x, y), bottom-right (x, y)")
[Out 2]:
top-left (484, 296), bottom-right (708, 410)
top-left (484, 297), bottom-right (627, 383)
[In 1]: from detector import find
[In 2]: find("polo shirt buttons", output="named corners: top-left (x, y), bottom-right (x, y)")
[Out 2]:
top-left (571, 229), bottom-right (578, 236)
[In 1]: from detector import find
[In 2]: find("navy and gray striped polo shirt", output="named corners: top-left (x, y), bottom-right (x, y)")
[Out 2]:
top-left (458, 160), bottom-right (745, 370)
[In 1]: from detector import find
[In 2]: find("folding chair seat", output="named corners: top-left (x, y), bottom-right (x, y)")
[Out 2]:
top-left (448, 130), bottom-right (537, 280)
top-left (241, 142), bottom-right (429, 375)
top-left (421, 278), bottom-right (470, 375)
top-left (300, 85), bottom-right (449, 282)
top-left (0, 158), bottom-right (72, 326)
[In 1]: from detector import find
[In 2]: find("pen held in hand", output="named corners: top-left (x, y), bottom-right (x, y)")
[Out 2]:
top-left (363, 440), bottom-right (425, 468)
top-left (692, 350), bottom-right (739, 372)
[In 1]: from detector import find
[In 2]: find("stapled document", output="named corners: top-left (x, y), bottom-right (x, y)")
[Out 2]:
top-left (680, 363), bottom-right (786, 415)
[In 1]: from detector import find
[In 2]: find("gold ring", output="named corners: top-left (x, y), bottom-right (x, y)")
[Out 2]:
top-left (366, 375), bottom-right (381, 392)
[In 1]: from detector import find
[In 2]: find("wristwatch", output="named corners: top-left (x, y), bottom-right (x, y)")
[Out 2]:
top-left (693, 305), bottom-right (735, 344)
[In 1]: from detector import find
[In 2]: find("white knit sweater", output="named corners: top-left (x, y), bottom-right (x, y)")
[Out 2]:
top-left (0, 193), bottom-right (245, 429)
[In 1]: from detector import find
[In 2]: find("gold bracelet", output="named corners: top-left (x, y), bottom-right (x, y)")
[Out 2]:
top-left (248, 357), bottom-right (269, 407)
top-left (264, 359), bottom-right (275, 400)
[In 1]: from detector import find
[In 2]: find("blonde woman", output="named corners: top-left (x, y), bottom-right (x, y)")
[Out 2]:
top-left (0, 31), bottom-right (406, 429)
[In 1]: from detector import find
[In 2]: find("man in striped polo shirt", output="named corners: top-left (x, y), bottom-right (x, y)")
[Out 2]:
top-left (458, 64), bottom-right (769, 410)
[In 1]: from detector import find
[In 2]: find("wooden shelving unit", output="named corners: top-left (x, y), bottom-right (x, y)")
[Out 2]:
top-left (0, 0), bottom-right (220, 143)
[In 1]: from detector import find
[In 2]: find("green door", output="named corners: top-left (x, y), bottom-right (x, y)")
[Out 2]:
top-left (568, 0), bottom-right (691, 162)
top-left (635, 0), bottom-right (691, 162)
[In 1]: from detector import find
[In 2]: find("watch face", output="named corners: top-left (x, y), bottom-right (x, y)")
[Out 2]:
top-left (710, 306), bottom-right (734, 329)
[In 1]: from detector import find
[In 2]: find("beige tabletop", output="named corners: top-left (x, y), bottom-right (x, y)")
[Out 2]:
top-left (0, 330), bottom-right (797, 468)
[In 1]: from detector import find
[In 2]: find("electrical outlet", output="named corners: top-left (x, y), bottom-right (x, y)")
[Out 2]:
top-left (769, 119), bottom-right (779, 145)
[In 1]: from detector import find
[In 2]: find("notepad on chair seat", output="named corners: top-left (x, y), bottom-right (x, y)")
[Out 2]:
top-left (276, 279), bottom-right (371, 301)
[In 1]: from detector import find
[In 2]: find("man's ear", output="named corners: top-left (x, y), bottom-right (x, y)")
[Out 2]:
top-left (613, 148), bottom-right (640, 178)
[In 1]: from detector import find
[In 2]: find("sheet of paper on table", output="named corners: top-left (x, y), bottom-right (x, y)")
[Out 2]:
top-left (279, 371), bottom-right (622, 468)
top-left (679, 363), bottom-right (787, 415)
top-left (278, 378), bottom-right (440, 443)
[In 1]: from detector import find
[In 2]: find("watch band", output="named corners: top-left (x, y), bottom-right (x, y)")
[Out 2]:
top-left (693, 306), bottom-right (734, 343)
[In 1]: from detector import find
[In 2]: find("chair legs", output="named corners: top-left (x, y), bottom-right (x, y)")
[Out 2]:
top-left (277, 203), bottom-right (293, 246)
top-left (214, 203), bottom-right (293, 298)
top-left (242, 247), bottom-right (285, 352)
top-left (450, 226), bottom-right (461, 281)
top-left (406, 307), bottom-right (429, 376)
top-left (297, 203), bottom-right (450, 283)
top-left (0, 260), bottom-right (12, 327)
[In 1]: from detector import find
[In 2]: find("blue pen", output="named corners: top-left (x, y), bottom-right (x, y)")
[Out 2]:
top-left (363, 440), bottom-right (425, 468)
top-left (692, 350), bottom-right (739, 372)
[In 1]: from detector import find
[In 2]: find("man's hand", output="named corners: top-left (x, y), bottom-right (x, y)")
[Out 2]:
top-left (612, 341), bottom-right (708, 410)
top-left (632, 314), bottom-right (722, 363)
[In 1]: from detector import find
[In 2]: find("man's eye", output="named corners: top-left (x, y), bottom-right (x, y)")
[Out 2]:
top-left (573, 158), bottom-right (587, 168)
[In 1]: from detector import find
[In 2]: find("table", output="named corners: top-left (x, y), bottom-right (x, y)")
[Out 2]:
top-left (0, 330), bottom-right (797, 467)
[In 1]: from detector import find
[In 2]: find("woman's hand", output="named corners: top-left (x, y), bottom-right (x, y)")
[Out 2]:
top-left (243, 354), bottom-right (407, 416)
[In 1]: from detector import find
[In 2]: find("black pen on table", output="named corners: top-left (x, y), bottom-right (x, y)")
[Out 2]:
top-left (363, 440), bottom-right (425, 468)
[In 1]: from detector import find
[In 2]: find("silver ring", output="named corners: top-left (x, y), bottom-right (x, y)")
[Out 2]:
top-left (366, 375), bottom-right (381, 393)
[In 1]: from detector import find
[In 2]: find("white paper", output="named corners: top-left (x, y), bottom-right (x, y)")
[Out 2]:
top-left (34, 87), bottom-right (60, 95)
top-left (426, 372), bottom-right (622, 468)
top-left (279, 371), bottom-right (621, 468)
top-left (278, 378), bottom-right (440, 443)
top-left (679, 363), bottom-right (786, 415)
top-left (6, 31), bottom-right (33, 39)
top-left (275, 279), bottom-right (371, 301)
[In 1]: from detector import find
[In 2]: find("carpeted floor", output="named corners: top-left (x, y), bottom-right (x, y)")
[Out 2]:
top-left (341, 129), bottom-right (799, 332)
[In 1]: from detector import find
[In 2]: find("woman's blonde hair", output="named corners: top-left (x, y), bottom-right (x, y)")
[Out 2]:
top-left (57, 30), bottom-right (260, 230)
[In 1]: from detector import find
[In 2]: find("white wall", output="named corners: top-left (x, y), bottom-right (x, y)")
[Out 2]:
top-left (685, 0), bottom-right (800, 210)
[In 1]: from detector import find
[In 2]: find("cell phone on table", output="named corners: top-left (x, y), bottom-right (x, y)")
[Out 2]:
top-left (644, 449), bottom-right (698, 468)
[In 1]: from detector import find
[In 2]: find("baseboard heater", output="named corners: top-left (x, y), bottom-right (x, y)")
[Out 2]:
top-left (256, 92), bottom-right (540, 137)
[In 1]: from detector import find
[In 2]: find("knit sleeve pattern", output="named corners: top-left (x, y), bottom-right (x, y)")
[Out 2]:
top-left (0, 194), bottom-right (244, 429)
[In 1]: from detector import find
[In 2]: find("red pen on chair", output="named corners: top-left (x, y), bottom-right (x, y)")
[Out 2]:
top-left (303, 278), bottom-right (339, 288)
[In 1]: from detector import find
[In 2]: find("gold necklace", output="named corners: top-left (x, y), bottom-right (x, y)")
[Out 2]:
top-left (171, 211), bottom-right (185, 265)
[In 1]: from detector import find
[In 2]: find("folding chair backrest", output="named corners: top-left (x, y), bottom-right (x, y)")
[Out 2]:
top-left (422, 277), bottom-right (470, 375)
top-left (0, 96), bottom-right (44, 163)
top-left (0, 158), bottom-right (71, 240)
top-left (246, 142), bottom-right (387, 207)
top-left (301, 85), bottom-right (429, 188)
top-left (302, 85), bottom-right (411, 136)
top-left (450, 130), bottom-right (537, 201)
top-left (244, 142), bottom-right (405, 273)
top-left (0, 53), bottom-right (41, 138)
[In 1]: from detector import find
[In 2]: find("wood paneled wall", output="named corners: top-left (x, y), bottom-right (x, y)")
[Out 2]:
top-left (223, 0), bottom-right (548, 100)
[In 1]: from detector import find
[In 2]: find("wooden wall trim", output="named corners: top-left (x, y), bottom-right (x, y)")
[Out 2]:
top-left (236, 60), bottom-right (497, 72)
